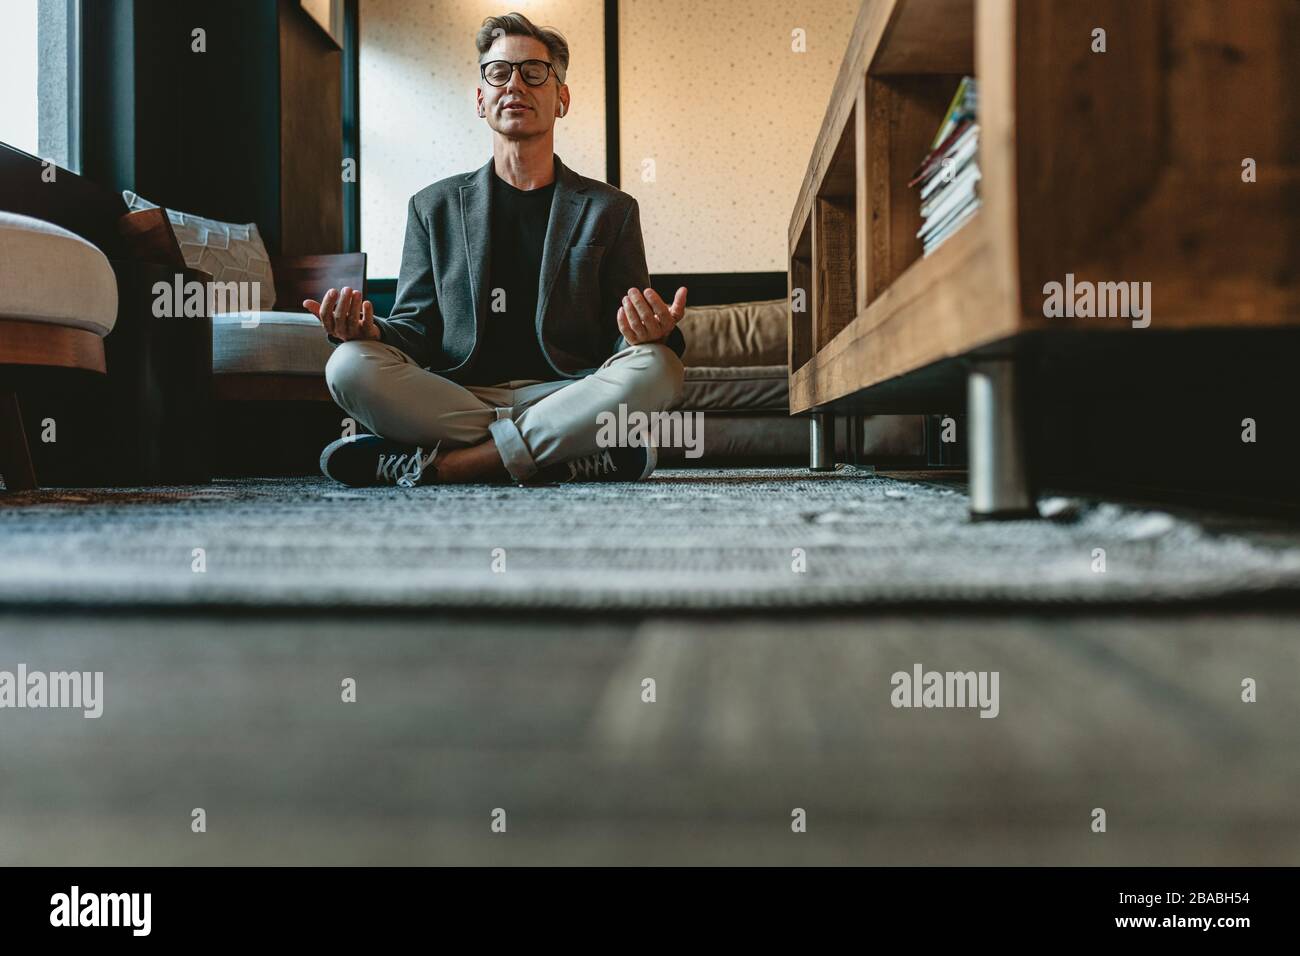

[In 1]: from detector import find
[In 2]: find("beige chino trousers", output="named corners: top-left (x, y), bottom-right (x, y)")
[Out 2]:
top-left (324, 339), bottom-right (685, 482)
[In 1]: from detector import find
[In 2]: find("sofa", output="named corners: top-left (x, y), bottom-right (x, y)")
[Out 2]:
top-left (0, 211), bottom-right (118, 492)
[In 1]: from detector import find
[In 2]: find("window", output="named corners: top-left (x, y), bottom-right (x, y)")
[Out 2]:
top-left (0, 0), bottom-right (81, 171)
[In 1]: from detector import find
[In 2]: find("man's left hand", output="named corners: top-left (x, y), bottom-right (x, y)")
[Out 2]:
top-left (618, 286), bottom-right (687, 345)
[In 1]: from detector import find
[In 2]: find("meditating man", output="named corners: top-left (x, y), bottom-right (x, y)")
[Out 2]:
top-left (310, 12), bottom-right (687, 487)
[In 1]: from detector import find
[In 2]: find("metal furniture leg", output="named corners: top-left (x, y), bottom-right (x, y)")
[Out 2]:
top-left (809, 412), bottom-right (835, 472)
top-left (967, 358), bottom-right (1036, 519)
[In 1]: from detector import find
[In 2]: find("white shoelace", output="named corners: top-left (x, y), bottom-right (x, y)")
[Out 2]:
top-left (376, 443), bottom-right (440, 487)
top-left (566, 450), bottom-right (617, 480)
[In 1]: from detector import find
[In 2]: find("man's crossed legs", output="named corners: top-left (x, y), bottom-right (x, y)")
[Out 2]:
top-left (321, 339), bottom-right (685, 485)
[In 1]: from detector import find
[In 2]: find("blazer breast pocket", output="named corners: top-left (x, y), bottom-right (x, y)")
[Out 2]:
top-left (566, 245), bottom-right (605, 294)
top-left (564, 251), bottom-right (603, 317)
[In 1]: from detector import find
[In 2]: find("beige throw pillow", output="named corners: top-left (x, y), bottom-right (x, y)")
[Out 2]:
top-left (122, 191), bottom-right (277, 310)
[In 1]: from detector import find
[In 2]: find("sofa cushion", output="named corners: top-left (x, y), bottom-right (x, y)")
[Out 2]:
top-left (123, 191), bottom-right (278, 310)
top-left (674, 365), bottom-right (788, 413)
top-left (0, 211), bottom-right (117, 336)
top-left (678, 298), bottom-right (787, 368)
top-left (213, 311), bottom-right (333, 376)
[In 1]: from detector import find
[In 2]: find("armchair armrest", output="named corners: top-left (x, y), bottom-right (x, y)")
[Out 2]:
top-left (271, 253), bottom-right (367, 313)
top-left (117, 208), bottom-right (187, 270)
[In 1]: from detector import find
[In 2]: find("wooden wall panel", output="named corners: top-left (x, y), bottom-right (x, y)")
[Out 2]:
top-left (125, 0), bottom-right (282, 251)
top-left (279, 0), bottom-right (343, 255)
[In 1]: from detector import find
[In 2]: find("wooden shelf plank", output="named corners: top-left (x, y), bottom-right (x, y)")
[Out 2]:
top-left (872, 0), bottom-right (975, 76)
top-left (790, 211), bottom-right (1014, 413)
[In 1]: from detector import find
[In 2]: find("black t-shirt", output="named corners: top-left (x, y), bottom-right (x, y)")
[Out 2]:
top-left (472, 166), bottom-right (558, 385)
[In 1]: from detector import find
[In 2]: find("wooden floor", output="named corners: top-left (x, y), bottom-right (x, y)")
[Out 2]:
top-left (0, 610), bottom-right (1296, 865)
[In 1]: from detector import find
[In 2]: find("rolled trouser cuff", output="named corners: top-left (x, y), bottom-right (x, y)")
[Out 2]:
top-left (488, 417), bottom-right (538, 482)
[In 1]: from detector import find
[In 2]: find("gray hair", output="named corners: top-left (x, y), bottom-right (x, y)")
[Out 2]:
top-left (476, 12), bottom-right (570, 84)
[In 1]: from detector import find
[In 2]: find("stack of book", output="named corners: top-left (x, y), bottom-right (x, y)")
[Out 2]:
top-left (910, 76), bottom-right (980, 256)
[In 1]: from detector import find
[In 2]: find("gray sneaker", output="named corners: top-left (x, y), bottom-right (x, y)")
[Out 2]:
top-left (320, 435), bottom-right (440, 488)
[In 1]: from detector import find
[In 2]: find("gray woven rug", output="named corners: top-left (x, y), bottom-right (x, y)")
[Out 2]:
top-left (2, 469), bottom-right (1298, 609)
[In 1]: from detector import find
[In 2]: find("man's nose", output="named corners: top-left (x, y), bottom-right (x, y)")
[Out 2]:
top-left (505, 66), bottom-right (527, 92)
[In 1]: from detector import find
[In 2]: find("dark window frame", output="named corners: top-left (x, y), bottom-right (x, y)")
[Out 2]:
top-left (604, 0), bottom-right (619, 187)
top-left (65, 0), bottom-right (82, 171)
top-left (342, 0), bottom-right (360, 252)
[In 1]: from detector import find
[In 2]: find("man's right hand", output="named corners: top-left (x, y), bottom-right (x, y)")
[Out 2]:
top-left (304, 287), bottom-right (380, 341)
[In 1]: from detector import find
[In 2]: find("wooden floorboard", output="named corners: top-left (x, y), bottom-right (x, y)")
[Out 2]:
top-left (0, 611), bottom-right (1296, 864)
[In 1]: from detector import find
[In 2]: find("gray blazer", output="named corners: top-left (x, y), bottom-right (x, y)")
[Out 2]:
top-left (375, 153), bottom-right (686, 383)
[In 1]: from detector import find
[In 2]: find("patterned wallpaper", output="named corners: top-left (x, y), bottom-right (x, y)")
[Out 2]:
top-left (360, 0), bottom-right (857, 277)
top-left (619, 0), bottom-right (859, 273)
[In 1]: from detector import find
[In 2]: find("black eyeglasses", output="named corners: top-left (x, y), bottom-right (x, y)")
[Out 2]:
top-left (480, 59), bottom-right (558, 87)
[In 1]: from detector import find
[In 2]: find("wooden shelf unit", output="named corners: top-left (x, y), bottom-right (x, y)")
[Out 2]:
top-left (787, 0), bottom-right (1300, 418)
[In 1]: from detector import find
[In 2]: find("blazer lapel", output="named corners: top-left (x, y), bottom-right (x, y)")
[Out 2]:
top-left (458, 157), bottom-right (494, 355)
top-left (536, 154), bottom-right (590, 336)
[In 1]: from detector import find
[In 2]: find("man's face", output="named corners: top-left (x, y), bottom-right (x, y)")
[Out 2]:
top-left (477, 35), bottom-right (568, 138)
